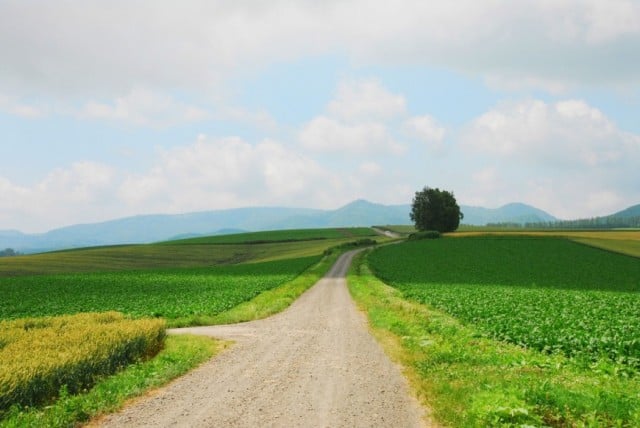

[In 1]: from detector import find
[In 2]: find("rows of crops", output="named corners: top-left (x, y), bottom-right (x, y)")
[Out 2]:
top-left (368, 236), bottom-right (640, 368)
top-left (0, 256), bottom-right (320, 321)
top-left (0, 312), bottom-right (165, 413)
top-left (0, 237), bottom-right (350, 277)
top-left (168, 227), bottom-right (377, 245)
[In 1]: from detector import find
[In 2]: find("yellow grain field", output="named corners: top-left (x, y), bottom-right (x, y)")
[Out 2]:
top-left (0, 312), bottom-right (165, 412)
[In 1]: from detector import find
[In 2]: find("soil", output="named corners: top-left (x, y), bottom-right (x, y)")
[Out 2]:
top-left (97, 250), bottom-right (429, 427)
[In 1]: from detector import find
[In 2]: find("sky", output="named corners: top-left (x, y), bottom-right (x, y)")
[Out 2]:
top-left (1, 0), bottom-right (640, 233)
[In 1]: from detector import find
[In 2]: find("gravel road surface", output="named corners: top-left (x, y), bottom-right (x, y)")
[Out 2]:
top-left (97, 250), bottom-right (428, 427)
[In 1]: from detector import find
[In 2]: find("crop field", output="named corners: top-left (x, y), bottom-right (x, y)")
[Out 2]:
top-left (0, 229), bottom-right (340, 424)
top-left (375, 225), bottom-right (416, 235)
top-left (168, 227), bottom-right (377, 244)
top-left (0, 256), bottom-right (320, 324)
top-left (571, 236), bottom-right (640, 258)
top-left (452, 229), bottom-right (640, 257)
top-left (0, 312), bottom-right (165, 413)
top-left (0, 229), bottom-right (371, 277)
top-left (368, 236), bottom-right (640, 369)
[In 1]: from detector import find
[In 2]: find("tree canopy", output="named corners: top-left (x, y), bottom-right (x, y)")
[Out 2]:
top-left (410, 187), bottom-right (463, 233)
top-left (0, 248), bottom-right (19, 257)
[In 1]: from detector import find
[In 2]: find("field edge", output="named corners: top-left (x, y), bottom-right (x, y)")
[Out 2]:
top-left (347, 250), bottom-right (640, 427)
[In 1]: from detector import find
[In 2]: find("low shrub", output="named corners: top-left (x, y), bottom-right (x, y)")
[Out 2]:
top-left (323, 239), bottom-right (377, 256)
top-left (408, 230), bottom-right (441, 240)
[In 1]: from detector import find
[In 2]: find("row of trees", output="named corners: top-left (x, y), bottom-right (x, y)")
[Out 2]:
top-left (488, 216), bottom-right (640, 229)
top-left (0, 248), bottom-right (21, 257)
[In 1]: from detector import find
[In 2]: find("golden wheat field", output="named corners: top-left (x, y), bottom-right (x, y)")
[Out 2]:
top-left (0, 312), bottom-right (165, 412)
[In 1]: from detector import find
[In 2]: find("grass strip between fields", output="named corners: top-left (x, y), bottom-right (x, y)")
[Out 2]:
top-left (181, 246), bottom-right (346, 326)
top-left (348, 250), bottom-right (640, 427)
top-left (0, 334), bottom-right (223, 428)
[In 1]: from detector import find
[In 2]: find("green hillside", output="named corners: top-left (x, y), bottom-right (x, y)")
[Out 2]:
top-left (0, 228), bottom-right (379, 277)
top-left (612, 203), bottom-right (640, 218)
top-left (166, 227), bottom-right (376, 244)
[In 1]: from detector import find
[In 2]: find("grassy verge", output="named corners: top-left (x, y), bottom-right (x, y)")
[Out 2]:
top-left (0, 334), bottom-right (222, 428)
top-left (348, 251), bottom-right (640, 427)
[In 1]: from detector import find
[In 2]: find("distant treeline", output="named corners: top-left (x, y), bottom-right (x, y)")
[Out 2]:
top-left (487, 216), bottom-right (640, 229)
top-left (0, 248), bottom-right (21, 257)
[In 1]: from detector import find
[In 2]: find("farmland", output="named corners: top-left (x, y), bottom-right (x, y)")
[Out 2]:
top-left (0, 227), bottom-right (382, 325)
top-left (368, 236), bottom-right (640, 367)
top-left (167, 227), bottom-right (377, 244)
top-left (381, 225), bottom-right (640, 257)
top-left (356, 235), bottom-right (640, 426)
top-left (0, 228), bottom-right (363, 425)
top-left (0, 312), bottom-right (165, 414)
top-left (452, 229), bottom-right (640, 257)
top-left (0, 255), bottom-right (321, 324)
top-left (0, 227), bottom-right (377, 277)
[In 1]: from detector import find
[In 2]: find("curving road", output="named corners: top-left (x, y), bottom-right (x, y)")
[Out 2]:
top-left (98, 250), bottom-right (428, 427)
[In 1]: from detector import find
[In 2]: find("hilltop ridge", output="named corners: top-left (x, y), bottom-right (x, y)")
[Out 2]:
top-left (3, 199), bottom-right (637, 253)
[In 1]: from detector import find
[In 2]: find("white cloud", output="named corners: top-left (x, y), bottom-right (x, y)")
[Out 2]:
top-left (581, 0), bottom-right (640, 44)
top-left (0, 93), bottom-right (45, 118)
top-left (119, 135), bottom-right (341, 213)
top-left (78, 88), bottom-right (277, 130)
top-left (327, 79), bottom-right (406, 122)
top-left (461, 99), bottom-right (635, 168)
top-left (214, 106), bottom-right (278, 132)
top-left (2, 0), bottom-right (638, 102)
top-left (299, 116), bottom-right (404, 155)
top-left (0, 132), bottom-right (424, 231)
top-left (458, 99), bottom-right (640, 218)
top-left (37, 162), bottom-right (114, 203)
top-left (299, 79), bottom-right (408, 155)
top-left (0, 162), bottom-right (118, 232)
top-left (358, 161), bottom-right (382, 176)
top-left (402, 115), bottom-right (446, 153)
top-left (79, 88), bottom-right (209, 127)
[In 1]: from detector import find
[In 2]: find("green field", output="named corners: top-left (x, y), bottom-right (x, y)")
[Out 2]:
top-left (1, 228), bottom-right (357, 425)
top-left (0, 228), bottom-right (377, 277)
top-left (374, 225), bottom-right (415, 234)
top-left (0, 256), bottom-right (320, 324)
top-left (452, 229), bottom-right (640, 257)
top-left (369, 236), bottom-right (640, 368)
top-left (167, 227), bottom-right (377, 244)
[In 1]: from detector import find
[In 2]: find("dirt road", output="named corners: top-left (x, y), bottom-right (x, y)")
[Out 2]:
top-left (98, 250), bottom-right (427, 427)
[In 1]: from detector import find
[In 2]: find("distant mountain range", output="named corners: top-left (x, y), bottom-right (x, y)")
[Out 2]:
top-left (1, 200), bottom-right (636, 253)
top-left (459, 203), bottom-right (557, 225)
top-left (611, 204), bottom-right (640, 219)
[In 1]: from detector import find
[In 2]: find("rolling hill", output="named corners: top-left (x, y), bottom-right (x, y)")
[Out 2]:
top-left (460, 202), bottom-right (557, 225)
top-left (611, 204), bottom-right (640, 218)
top-left (6, 199), bottom-right (634, 253)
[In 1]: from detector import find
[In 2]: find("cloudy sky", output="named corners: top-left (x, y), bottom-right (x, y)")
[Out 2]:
top-left (1, 0), bottom-right (639, 232)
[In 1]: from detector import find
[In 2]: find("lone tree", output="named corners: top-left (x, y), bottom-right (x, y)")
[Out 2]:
top-left (410, 187), bottom-right (463, 233)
